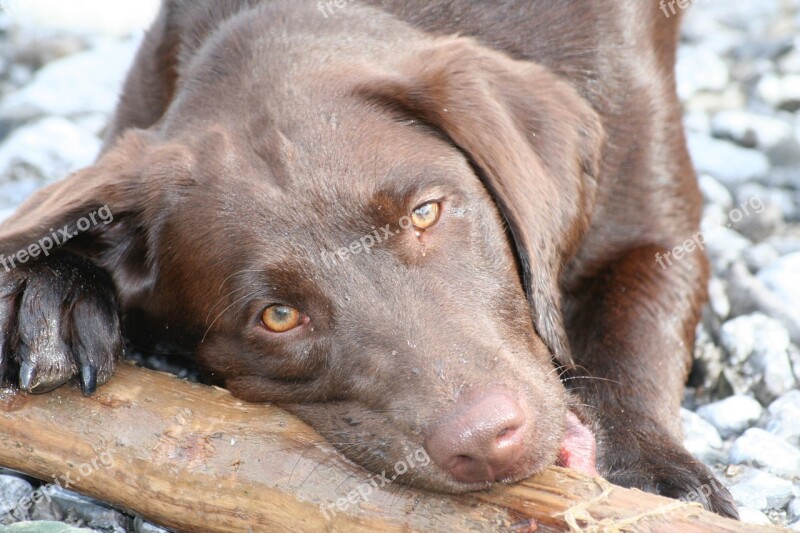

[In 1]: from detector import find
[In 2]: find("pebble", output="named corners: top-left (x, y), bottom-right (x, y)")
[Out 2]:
top-left (707, 277), bottom-right (730, 319)
top-left (725, 467), bottom-right (795, 510)
top-left (676, 46), bottom-right (730, 100)
top-left (749, 348), bottom-right (797, 404)
top-left (0, 475), bottom-right (33, 523)
top-left (0, 116), bottom-right (101, 183)
top-left (711, 110), bottom-right (795, 152)
top-left (765, 390), bottom-right (800, 446)
top-left (742, 242), bottom-right (780, 272)
top-left (681, 408), bottom-right (725, 464)
top-left (724, 262), bottom-right (800, 345)
top-left (729, 428), bottom-right (800, 478)
top-left (758, 252), bottom-right (800, 310)
top-left (0, 37), bottom-right (140, 122)
top-left (789, 497), bottom-right (800, 521)
top-left (698, 174), bottom-right (734, 211)
top-left (737, 507), bottom-right (773, 525)
top-left (47, 487), bottom-right (130, 532)
top-left (697, 394), bottom-right (764, 439)
top-left (687, 133), bottom-right (771, 186)
top-left (757, 74), bottom-right (800, 111)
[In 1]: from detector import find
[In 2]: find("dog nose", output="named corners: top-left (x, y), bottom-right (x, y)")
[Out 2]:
top-left (424, 392), bottom-right (527, 484)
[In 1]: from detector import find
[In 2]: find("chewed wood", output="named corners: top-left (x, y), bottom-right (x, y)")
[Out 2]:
top-left (0, 363), bottom-right (772, 532)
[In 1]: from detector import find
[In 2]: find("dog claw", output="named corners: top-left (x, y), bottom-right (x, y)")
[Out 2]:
top-left (79, 365), bottom-right (98, 396)
top-left (19, 361), bottom-right (35, 391)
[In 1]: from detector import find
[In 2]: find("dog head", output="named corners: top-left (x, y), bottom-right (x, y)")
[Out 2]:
top-left (2, 9), bottom-right (604, 491)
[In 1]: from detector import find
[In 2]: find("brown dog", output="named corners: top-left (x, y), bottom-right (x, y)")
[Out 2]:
top-left (0, 0), bottom-right (737, 517)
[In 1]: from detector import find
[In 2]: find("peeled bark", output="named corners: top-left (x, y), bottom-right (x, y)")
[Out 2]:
top-left (0, 362), bottom-right (774, 532)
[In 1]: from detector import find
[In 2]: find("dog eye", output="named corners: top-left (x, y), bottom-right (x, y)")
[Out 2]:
top-left (261, 305), bottom-right (303, 333)
top-left (411, 202), bottom-right (441, 230)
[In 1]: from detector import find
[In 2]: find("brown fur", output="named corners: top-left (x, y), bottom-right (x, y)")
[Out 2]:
top-left (0, 0), bottom-right (736, 517)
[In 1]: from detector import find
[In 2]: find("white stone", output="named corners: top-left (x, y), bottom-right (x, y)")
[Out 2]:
top-left (758, 253), bottom-right (800, 311)
top-left (757, 74), bottom-right (800, 110)
top-left (699, 174), bottom-right (734, 211)
top-left (711, 110), bottom-right (795, 151)
top-left (0, 37), bottom-right (140, 122)
top-left (687, 133), bottom-right (770, 186)
top-left (737, 507), bottom-right (773, 525)
top-left (708, 277), bottom-right (730, 320)
top-left (681, 408), bottom-right (724, 464)
top-left (0, 116), bottom-right (100, 182)
top-left (697, 394), bottom-right (764, 439)
top-left (676, 46), bottom-right (730, 100)
top-left (726, 467), bottom-right (795, 511)
top-left (729, 428), bottom-right (800, 478)
top-left (766, 390), bottom-right (800, 446)
top-left (4, 0), bottom-right (159, 37)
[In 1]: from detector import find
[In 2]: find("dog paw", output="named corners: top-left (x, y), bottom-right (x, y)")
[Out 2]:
top-left (0, 253), bottom-right (122, 395)
top-left (604, 437), bottom-right (739, 519)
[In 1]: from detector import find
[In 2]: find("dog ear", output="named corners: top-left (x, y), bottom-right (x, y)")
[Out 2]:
top-left (355, 37), bottom-right (605, 364)
top-left (0, 131), bottom-right (182, 304)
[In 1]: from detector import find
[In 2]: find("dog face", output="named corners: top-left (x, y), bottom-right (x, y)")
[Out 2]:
top-left (0, 19), bottom-right (603, 492)
top-left (152, 109), bottom-right (568, 491)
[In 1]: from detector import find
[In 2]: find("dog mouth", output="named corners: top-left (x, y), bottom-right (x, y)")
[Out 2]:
top-left (555, 411), bottom-right (598, 476)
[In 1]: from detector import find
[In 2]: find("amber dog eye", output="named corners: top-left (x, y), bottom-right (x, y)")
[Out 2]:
top-left (261, 305), bottom-right (303, 333)
top-left (411, 202), bottom-right (441, 231)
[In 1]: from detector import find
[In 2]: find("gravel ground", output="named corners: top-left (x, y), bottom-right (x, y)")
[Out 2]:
top-left (0, 2), bottom-right (799, 531)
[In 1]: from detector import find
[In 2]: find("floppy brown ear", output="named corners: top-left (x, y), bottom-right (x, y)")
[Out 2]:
top-left (355, 37), bottom-right (605, 364)
top-left (0, 131), bottom-right (175, 302)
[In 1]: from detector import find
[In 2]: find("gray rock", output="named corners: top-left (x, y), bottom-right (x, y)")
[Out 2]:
top-left (758, 252), bottom-right (800, 311)
top-left (681, 408), bottom-right (725, 463)
top-left (729, 428), bottom-right (800, 478)
top-left (766, 390), bottom-right (800, 446)
top-left (48, 487), bottom-right (130, 532)
top-left (742, 243), bottom-right (780, 273)
top-left (765, 237), bottom-right (800, 256)
top-left (730, 203), bottom-right (784, 243)
top-left (789, 496), bottom-right (800, 521)
top-left (0, 475), bottom-right (33, 523)
top-left (134, 516), bottom-right (170, 533)
top-left (699, 174), bottom-right (734, 210)
top-left (757, 74), bottom-right (800, 111)
top-left (676, 47), bottom-right (730, 100)
top-left (0, 117), bottom-right (100, 182)
top-left (719, 313), bottom-right (789, 364)
top-left (737, 507), bottom-right (773, 525)
top-left (719, 315), bottom-right (757, 363)
top-left (687, 133), bottom-right (770, 185)
top-left (708, 277), bottom-right (730, 319)
top-left (701, 224), bottom-right (752, 274)
top-left (697, 394), bottom-right (764, 438)
top-left (684, 111), bottom-right (711, 135)
top-left (724, 261), bottom-right (800, 345)
top-left (2, 522), bottom-right (95, 533)
top-left (749, 348), bottom-right (797, 404)
top-left (711, 110), bottom-right (795, 151)
top-left (0, 37), bottom-right (140, 122)
top-left (726, 466), bottom-right (795, 510)
top-left (736, 183), bottom-right (798, 223)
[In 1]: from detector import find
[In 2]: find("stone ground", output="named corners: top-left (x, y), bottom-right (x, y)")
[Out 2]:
top-left (0, 1), bottom-right (799, 531)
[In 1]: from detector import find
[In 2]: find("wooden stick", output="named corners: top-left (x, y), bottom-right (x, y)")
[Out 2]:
top-left (0, 362), bottom-right (774, 532)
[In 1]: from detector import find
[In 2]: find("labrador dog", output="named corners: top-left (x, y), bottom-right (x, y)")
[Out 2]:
top-left (0, 0), bottom-right (737, 518)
